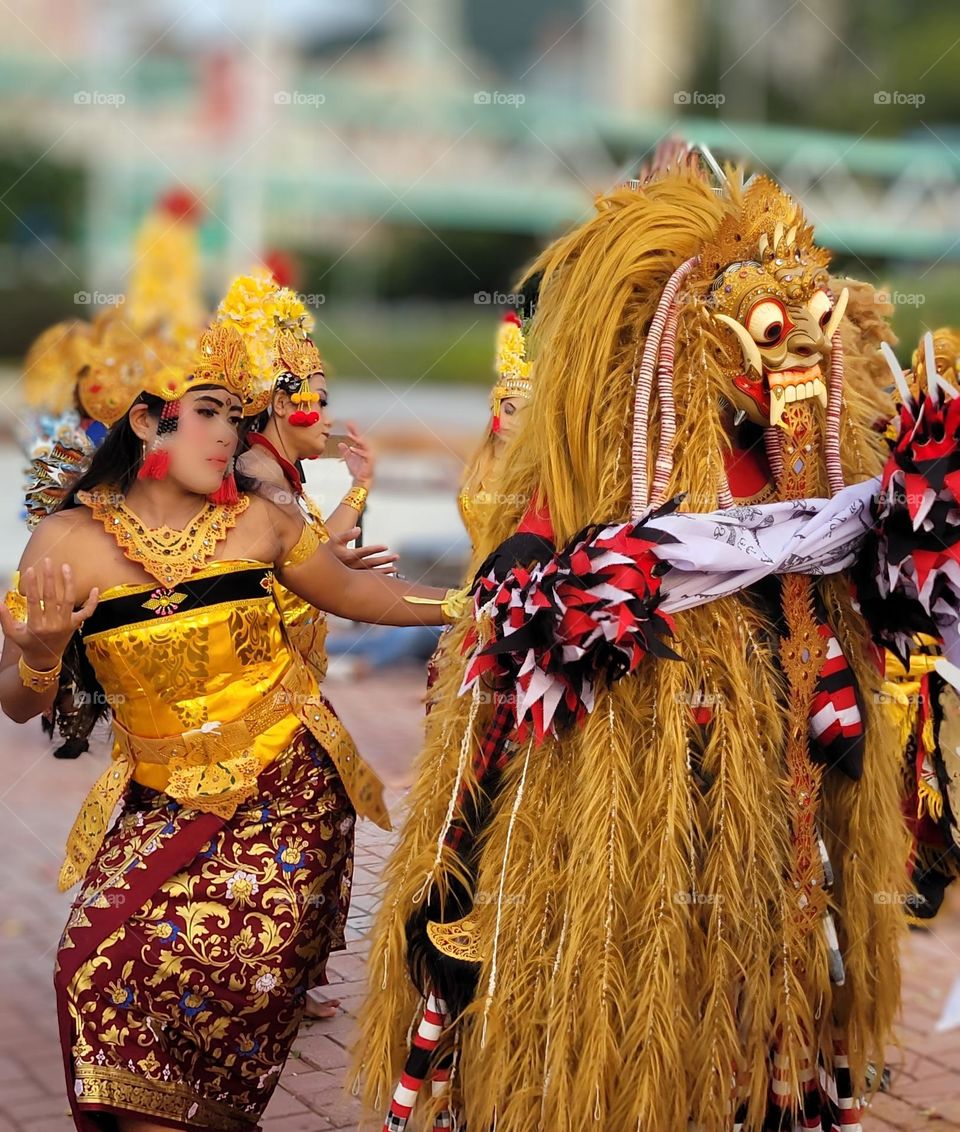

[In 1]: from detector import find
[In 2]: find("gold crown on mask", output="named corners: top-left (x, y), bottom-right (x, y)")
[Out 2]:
top-left (490, 311), bottom-right (533, 427)
top-left (695, 176), bottom-right (831, 319)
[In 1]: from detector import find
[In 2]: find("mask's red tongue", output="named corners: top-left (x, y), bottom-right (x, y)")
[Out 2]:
top-left (733, 373), bottom-right (770, 417)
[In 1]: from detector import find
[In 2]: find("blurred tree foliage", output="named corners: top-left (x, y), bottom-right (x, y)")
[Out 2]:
top-left (374, 227), bottom-right (540, 302)
top-left (693, 0), bottom-right (960, 134)
top-left (0, 153), bottom-right (84, 353)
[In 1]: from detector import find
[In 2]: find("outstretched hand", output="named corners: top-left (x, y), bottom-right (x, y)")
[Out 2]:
top-left (0, 559), bottom-right (98, 667)
top-left (329, 527), bottom-right (398, 574)
top-left (339, 423), bottom-right (374, 487)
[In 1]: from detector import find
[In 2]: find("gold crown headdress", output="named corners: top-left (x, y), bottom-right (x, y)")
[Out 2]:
top-left (124, 189), bottom-right (206, 341)
top-left (23, 320), bottom-right (93, 415)
top-left (912, 327), bottom-right (960, 386)
top-left (77, 315), bottom-right (269, 427)
top-left (490, 311), bottom-right (533, 432)
top-left (217, 272), bottom-right (325, 425)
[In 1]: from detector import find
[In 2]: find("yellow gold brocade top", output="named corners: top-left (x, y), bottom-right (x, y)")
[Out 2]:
top-left (273, 494), bottom-right (331, 683)
top-left (457, 486), bottom-right (497, 551)
top-left (58, 559), bottom-right (389, 892)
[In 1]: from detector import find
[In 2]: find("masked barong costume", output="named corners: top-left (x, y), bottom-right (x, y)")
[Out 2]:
top-left (358, 157), bottom-right (960, 1132)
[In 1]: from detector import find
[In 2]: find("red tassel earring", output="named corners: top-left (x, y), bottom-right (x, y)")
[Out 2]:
top-left (209, 457), bottom-right (239, 504)
top-left (138, 399), bottom-right (180, 480)
top-left (288, 376), bottom-right (320, 427)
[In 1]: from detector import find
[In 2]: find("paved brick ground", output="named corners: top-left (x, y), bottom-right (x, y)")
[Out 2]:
top-left (1, 666), bottom-right (958, 1131)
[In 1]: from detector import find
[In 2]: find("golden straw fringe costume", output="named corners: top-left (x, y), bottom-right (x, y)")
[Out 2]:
top-left (7, 320), bottom-right (390, 1132)
top-left (355, 154), bottom-right (960, 1132)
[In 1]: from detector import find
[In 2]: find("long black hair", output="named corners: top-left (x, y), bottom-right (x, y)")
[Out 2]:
top-left (47, 391), bottom-right (255, 752)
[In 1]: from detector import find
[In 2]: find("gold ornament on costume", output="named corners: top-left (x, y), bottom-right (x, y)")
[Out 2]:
top-left (693, 175), bottom-right (845, 429)
top-left (23, 320), bottom-right (92, 415)
top-left (340, 484), bottom-right (368, 514)
top-left (275, 327), bottom-right (323, 382)
top-left (77, 311), bottom-right (178, 427)
top-left (912, 327), bottom-right (960, 386)
top-left (18, 654), bottom-right (63, 693)
top-left (78, 487), bottom-right (250, 587)
top-left (426, 915), bottom-right (485, 963)
top-left (4, 572), bottom-right (27, 622)
top-left (275, 329), bottom-right (324, 425)
top-left (184, 324), bottom-right (272, 414)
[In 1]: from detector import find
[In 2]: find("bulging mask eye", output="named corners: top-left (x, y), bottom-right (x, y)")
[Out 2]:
top-left (745, 298), bottom-right (792, 347)
top-left (808, 289), bottom-right (832, 330)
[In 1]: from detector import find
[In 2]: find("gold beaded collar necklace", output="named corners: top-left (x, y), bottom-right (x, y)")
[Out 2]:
top-left (78, 488), bottom-right (249, 587)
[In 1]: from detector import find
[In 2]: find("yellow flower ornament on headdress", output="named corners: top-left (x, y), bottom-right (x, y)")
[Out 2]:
top-left (217, 272), bottom-right (325, 427)
top-left (490, 311), bottom-right (533, 433)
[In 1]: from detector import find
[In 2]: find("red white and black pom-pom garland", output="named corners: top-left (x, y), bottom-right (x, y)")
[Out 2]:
top-left (856, 336), bottom-right (960, 675)
top-left (461, 501), bottom-right (681, 742)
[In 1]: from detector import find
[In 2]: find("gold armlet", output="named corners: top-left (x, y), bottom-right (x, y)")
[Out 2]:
top-left (341, 485), bottom-right (368, 514)
top-left (281, 522), bottom-right (322, 569)
top-left (18, 654), bottom-right (62, 693)
top-left (404, 586), bottom-right (471, 623)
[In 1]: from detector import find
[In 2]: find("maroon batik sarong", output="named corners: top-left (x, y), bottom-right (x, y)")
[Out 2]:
top-left (55, 730), bottom-right (354, 1131)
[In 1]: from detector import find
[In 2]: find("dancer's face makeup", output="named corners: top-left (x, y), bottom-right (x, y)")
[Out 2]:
top-left (137, 389), bottom-right (243, 495)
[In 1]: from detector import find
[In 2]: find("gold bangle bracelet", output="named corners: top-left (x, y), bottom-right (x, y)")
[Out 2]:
top-left (341, 485), bottom-right (368, 514)
top-left (18, 654), bottom-right (62, 693)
